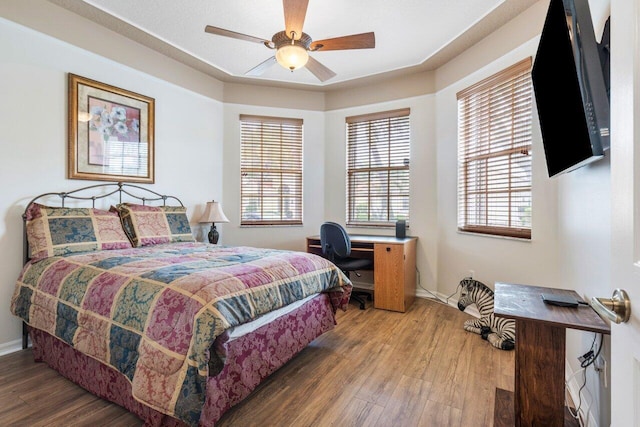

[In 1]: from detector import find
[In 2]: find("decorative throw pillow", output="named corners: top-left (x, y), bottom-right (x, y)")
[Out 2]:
top-left (114, 203), bottom-right (195, 247)
top-left (25, 203), bottom-right (132, 261)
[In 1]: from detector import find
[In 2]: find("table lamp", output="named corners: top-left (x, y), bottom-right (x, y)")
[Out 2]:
top-left (199, 201), bottom-right (229, 244)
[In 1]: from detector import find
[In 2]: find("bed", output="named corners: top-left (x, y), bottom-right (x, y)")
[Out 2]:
top-left (9, 182), bottom-right (352, 426)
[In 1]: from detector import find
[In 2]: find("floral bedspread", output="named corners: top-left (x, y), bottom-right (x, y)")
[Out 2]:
top-left (10, 242), bottom-right (351, 425)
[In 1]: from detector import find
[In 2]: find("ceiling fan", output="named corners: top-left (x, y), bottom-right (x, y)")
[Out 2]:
top-left (204, 0), bottom-right (375, 82)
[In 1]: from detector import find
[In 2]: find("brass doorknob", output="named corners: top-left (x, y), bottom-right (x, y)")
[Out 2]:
top-left (591, 289), bottom-right (631, 324)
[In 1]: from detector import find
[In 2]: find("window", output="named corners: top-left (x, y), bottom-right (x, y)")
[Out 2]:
top-left (457, 57), bottom-right (533, 239)
top-left (346, 108), bottom-right (410, 226)
top-left (240, 115), bottom-right (303, 225)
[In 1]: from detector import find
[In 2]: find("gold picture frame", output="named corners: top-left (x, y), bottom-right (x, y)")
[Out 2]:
top-left (68, 73), bottom-right (155, 183)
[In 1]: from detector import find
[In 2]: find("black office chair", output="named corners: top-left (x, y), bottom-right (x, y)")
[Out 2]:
top-left (320, 222), bottom-right (373, 310)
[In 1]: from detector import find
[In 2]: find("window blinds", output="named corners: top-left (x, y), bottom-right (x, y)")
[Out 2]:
top-left (346, 108), bottom-right (410, 226)
top-left (456, 58), bottom-right (533, 239)
top-left (240, 115), bottom-right (303, 225)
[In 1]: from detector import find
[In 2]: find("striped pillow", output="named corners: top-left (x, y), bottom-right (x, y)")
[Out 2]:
top-left (25, 203), bottom-right (132, 261)
top-left (115, 203), bottom-right (194, 247)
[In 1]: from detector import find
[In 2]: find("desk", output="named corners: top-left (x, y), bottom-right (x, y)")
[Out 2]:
top-left (493, 282), bottom-right (610, 427)
top-left (306, 234), bottom-right (417, 312)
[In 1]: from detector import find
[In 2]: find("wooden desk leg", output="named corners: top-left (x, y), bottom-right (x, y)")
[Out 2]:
top-left (514, 319), bottom-right (566, 427)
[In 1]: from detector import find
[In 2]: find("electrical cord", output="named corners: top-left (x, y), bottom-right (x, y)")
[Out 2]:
top-left (567, 368), bottom-right (588, 424)
top-left (566, 333), bottom-right (604, 425)
top-left (579, 333), bottom-right (603, 368)
top-left (416, 272), bottom-right (462, 306)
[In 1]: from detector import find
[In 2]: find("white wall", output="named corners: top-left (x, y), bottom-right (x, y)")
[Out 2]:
top-left (435, 39), bottom-right (563, 298)
top-left (324, 96), bottom-right (439, 292)
top-left (0, 0), bottom-right (614, 424)
top-left (433, 1), bottom-right (560, 299)
top-left (559, 158), bottom-right (612, 426)
top-left (0, 16), bottom-right (224, 353)
top-left (431, 1), bottom-right (612, 424)
top-left (220, 104), bottom-right (327, 252)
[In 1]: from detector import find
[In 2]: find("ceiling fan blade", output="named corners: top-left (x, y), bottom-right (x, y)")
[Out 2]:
top-left (205, 25), bottom-right (270, 45)
top-left (305, 56), bottom-right (336, 82)
top-left (245, 56), bottom-right (277, 76)
top-left (310, 32), bottom-right (375, 51)
top-left (283, 0), bottom-right (309, 40)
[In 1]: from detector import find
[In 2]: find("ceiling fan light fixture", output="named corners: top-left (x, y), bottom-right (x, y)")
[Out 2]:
top-left (276, 43), bottom-right (309, 71)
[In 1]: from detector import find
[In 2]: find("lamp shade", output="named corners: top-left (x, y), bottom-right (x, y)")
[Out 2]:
top-left (199, 201), bottom-right (229, 224)
top-left (275, 44), bottom-right (309, 71)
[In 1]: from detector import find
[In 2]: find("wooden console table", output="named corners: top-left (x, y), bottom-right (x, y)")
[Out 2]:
top-left (493, 282), bottom-right (610, 427)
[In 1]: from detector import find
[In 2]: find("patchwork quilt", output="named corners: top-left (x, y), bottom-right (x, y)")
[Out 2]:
top-left (10, 242), bottom-right (351, 425)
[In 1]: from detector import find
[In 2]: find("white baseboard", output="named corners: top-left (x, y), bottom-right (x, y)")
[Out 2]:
top-left (415, 288), bottom-right (480, 318)
top-left (0, 339), bottom-right (24, 357)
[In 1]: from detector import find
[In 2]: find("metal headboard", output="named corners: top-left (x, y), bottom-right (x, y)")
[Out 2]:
top-left (22, 181), bottom-right (184, 264)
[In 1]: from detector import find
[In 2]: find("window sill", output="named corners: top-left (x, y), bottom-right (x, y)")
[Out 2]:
top-left (456, 230), bottom-right (531, 242)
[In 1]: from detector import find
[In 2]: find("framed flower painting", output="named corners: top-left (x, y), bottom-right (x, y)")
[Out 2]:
top-left (68, 73), bottom-right (155, 183)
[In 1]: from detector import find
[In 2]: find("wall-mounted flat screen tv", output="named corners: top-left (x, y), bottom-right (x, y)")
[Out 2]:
top-left (531, 0), bottom-right (610, 177)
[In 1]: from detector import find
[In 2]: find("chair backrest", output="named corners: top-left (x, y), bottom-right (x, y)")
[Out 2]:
top-left (320, 222), bottom-right (351, 260)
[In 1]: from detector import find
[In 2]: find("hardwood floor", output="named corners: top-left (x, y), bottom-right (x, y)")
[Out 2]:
top-left (0, 298), bottom-right (514, 426)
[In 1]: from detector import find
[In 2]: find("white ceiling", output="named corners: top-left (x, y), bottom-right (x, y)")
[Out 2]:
top-left (48, 0), bottom-right (539, 90)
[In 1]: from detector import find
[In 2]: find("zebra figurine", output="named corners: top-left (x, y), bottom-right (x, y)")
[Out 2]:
top-left (457, 277), bottom-right (515, 351)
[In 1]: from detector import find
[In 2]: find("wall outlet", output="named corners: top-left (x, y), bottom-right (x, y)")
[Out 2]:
top-left (594, 355), bottom-right (605, 371)
top-left (594, 355), bottom-right (608, 388)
